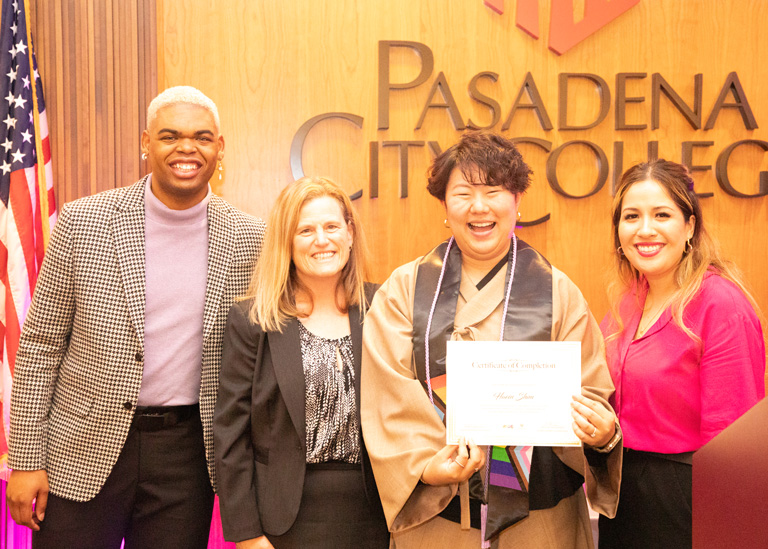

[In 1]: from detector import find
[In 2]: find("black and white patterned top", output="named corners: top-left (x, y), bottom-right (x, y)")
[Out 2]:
top-left (8, 177), bottom-right (266, 501)
top-left (299, 322), bottom-right (361, 464)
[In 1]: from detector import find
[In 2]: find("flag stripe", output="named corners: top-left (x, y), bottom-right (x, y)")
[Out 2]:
top-left (0, 241), bottom-right (22, 375)
top-left (8, 170), bottom-right (37, 295)
top-left (33, 169), bottom-right (43, 275)
top-left (490, 472), bottom-right (521, 490)
top-left (1, 0), bottom-right (57, 474)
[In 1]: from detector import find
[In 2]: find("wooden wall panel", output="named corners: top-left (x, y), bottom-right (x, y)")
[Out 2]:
top-left (157, 0), bottom-right (768, 327)
top-left (27, 0), bottom-right (156, 206)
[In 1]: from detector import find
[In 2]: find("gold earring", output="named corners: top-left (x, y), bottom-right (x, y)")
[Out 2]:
top-left (617, 246), bottom-right (624, 256)
top-left (685, 238), bottom-right (692, 253)
top-left (443, 219), bottom-right (449, 228)
top-left (218, 161), bottom-right (223, 181)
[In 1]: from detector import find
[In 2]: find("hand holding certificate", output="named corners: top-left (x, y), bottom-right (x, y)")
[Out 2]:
top-left (446, 341), bottom-right (581, 447)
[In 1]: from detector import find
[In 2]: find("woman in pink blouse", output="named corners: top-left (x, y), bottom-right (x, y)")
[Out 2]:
top-left (598, 159), bottom-right (765, 549)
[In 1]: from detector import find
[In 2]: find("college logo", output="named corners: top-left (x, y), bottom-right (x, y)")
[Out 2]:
top-left (484, 0), bottom-right (641, 55)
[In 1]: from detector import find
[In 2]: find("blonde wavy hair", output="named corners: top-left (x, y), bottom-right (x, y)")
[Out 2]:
top-left (246, 177), bottom-right (370, 332)
top-left (607, 159), bottom-right (760, 341)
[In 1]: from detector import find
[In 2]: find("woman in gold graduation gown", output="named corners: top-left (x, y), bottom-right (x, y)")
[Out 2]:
top-left (361, 131), bottom-right (623, 549)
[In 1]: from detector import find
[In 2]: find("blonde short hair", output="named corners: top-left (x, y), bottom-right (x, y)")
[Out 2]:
top-left (247, 177), bottom-right (371, 332)
top-left (147, 86), bottom-right (220, 131)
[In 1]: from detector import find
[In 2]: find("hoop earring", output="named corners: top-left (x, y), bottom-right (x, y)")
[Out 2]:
top-left (443, 219), bottom-right (449, 228)
top-left (685, 238), bottom-right (692, 253)
top-left (218, 161), bottom-right (223, 181)
top-left (141, 152), bottom-right (147, 160)
top-left (617, 246), bottom-right (625, 257)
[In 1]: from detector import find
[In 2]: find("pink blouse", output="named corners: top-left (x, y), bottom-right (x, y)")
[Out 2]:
top-left (601, 271), bottom-right (765, 454)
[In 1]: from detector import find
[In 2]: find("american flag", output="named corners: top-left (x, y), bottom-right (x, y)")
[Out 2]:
top-left (0, 0), bottom-right (56, 477)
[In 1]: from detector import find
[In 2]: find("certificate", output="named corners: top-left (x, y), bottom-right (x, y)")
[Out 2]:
top-left (446, 340), bottom-right (581, 447)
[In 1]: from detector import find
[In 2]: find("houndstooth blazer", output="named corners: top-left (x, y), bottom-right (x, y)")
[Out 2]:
top-left (8, 177), bottom-right (266, 502)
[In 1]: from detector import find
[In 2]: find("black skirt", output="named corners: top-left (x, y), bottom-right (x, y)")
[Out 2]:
top-left (267, 462), bottom-right (389, 549)
top-left (598, 448), bottom-right (692, 549)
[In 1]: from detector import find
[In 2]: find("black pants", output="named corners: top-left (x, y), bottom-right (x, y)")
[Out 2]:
top-left (598, 448), bottom-right (692, 549)
top-left (33, 406), bottom-right (214, 549)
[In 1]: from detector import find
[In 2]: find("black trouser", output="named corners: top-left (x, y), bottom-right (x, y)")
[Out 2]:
top-left (598, 448), bottom-right (692, 549)
top-left (33, 404), bottom-right (214, 549)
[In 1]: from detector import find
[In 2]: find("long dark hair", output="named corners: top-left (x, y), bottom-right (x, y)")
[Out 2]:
top-left (608, 159), bottom-right (759, 340)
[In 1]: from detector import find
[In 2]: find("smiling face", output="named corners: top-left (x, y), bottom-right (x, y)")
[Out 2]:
top-left (292, 195), bottom-right (354, 286)
top-left (618, 179), bottom-right (695, 286)
top-left (443, 166), bottom-right (521, 270)
top-left (141, 103), bottom-right (224, 210)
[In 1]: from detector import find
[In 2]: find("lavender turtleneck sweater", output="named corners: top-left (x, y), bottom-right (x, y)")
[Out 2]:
top-left (138, 176), bottom-right (211, 406)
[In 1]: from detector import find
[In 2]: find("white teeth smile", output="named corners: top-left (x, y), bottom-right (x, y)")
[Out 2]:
top-left (313, 252), bottom-right (334, 259)
top-left (637, 245), bottom-right (663, 254)
top-left (172, 163), bottom-right (199, 171)
top-left (469, 222), bottom-right (494, 229)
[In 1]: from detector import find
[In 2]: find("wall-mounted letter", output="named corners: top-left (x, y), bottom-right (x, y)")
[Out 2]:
top-left (558, 73), bottom-right (611, 130)
top-left (415, 72), bottom-right (466, 130)
top-left (704, 72), bottom-right (758, 130)
top-left (615, 73), bottom-right (647, 130)
top-left (681, 141), bottom-right (714, 198)
top-left (510, 137), bottom-right (552, 226)
top-left (290, 112), bottom-right (364, 200)
top-left (467, 72), bottom-right (501, 130)
top-left (382, 141), bottom-right (425, 198)
top-left (715, 140), bottom-right (768, 198)
top-left (502, 72), bottom-right (553, 131)
top-left (378, 41), bottom-right (434, 130)
top-left (651, 73), bottom-right (702, 130)
top-left (546, 140), bottom-right (608, 198)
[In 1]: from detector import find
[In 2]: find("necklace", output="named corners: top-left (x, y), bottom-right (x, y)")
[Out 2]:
top-left (423, 235), bottom-right (518, 405)
top-left (636, 294), bottom-right (673, 337)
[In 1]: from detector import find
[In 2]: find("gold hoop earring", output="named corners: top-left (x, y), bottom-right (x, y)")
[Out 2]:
top-left (617, 246), bottom-right (624, 257)
top-left (685, 238), bottom-right (692, 253)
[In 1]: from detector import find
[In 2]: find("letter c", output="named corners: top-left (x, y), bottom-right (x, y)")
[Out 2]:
top-left (290, 113), bottom-right (364, 200)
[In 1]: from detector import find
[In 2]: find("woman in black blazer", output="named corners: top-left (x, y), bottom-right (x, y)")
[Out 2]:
top-left (214, 177), bottom-right (388, 549)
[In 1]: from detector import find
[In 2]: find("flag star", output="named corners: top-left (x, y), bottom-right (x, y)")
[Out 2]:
top-left (28, 112), bottom-right (33, 123)
top-left (15, 41), bottom-right (27, 55)
top-left (1, 139), bottom-right (12, 152)
top-left (3, 115), bottom-right (17, 129)
top-left (7, 67), bottom-right (17, 81)
top-left (34, 69), bottom-right (39, 80)
top-left (20, 129), bottom-right (32, 143)
top-left (1, 162), bottom-right (11, 175)
top-left (13, 95), bottom-right (27, 109)
top-left (9, 45), bottom-right (17, 57)
top-left (22, 76), bottom-right (30, 88)
top-left (10, 23), bottom-right (18, 34)
top-left (5, 91), bottom-right (14, 104)
top-left (12, 1), bottom-right (19, 11)
top-left (11, 149), bottom-right (25, 164)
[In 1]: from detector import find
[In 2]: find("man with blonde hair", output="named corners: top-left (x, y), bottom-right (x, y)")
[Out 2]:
top-left (6, 86), bottom-right (266, 548)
